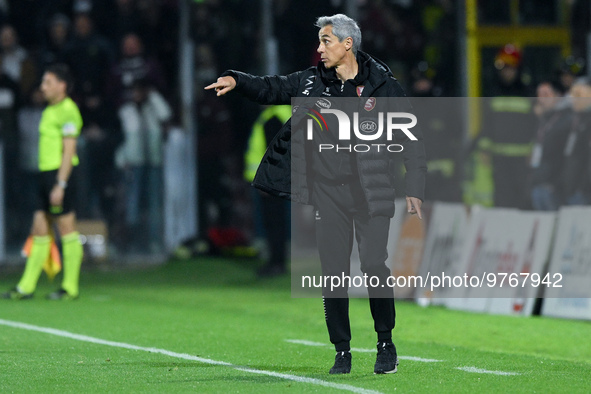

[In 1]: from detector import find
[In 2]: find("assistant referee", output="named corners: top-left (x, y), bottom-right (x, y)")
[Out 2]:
top-left (2, 64), bottom-right (84, 300)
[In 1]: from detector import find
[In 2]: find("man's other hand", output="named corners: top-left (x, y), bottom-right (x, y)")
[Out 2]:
top-left (406, 196), bottom-right (423, 220)
top-left (204, 76), bottom-right (236, 96)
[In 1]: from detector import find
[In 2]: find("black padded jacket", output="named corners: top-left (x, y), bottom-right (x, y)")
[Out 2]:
top-left (222, 51), bottom-right (427, 217)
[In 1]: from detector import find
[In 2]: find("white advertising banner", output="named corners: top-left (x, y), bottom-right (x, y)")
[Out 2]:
top-left (486, 211), bottom-right (556, 316)
top-left (541, 206), bottom-right (591, 320)
top-left (445, 208), bottom-right (556, 316)
top-left (415, 202), bottom-right (469, 305)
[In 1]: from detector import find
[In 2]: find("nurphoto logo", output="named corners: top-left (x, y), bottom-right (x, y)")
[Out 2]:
top-left (305, 107), bottom-right (418, 153)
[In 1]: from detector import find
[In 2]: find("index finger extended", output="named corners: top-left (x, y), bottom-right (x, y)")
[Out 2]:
top-left (204, 81), bottom-right (222, 90)
top-left (414, 201), bottom-right (423, 220)
top-left (411, 197), bottom-right (423, 220)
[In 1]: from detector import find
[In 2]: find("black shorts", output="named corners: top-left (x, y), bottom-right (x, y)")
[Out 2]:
top-left (33, 168), bottom-right (78, 215)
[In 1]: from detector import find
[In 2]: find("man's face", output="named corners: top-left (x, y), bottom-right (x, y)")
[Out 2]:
top-left (122, 34), bottom-right (142, 57)
top-left (560, 73), bottom-right (575, 91)
top-left (498, 65), bottom-right (518, 85)
top-left (317, 25), bottom-right (350, 69)
top-left (0, 26), bottom-right (16, 51)
top-left (75, 15), bottom-right (93, 38)
top-left (536, 83), bottom-right (559, 111)
top-left (50, 23), bottom-right (69, 44)
top-left (570, 83), bottom-right (591, 112)
top-left (40, 72), bottom-right (66, 103)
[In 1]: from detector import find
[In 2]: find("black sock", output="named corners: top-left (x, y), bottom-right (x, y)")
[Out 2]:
top-left (377, 332), bottom-right (392, 343)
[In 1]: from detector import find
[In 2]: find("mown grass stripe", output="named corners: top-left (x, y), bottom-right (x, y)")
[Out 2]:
top-left (0, 319), bottom-right (382, 394)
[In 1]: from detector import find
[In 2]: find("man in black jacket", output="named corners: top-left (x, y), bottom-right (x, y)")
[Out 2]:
top-left (563, 77), bottom-right (591, 205)
top-left (206, 14), bottom-right (426, 375)
top-left (530, 81), bottom-right (572, 210)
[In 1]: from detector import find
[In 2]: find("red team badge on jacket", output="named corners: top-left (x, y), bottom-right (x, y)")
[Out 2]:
top-left (356, 85), bottom-right (364, 97)
top-left (364, 97), bottom-right (376, 111)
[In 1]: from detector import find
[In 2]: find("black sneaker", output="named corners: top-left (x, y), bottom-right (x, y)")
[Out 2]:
top-left (374, 341), bottom-right (398, 374)
top-left (1, 287), bottom-right (33, 300)
top-left (329, 351), bottom-right (352, 374)
top-left (46, 289), bottom-right (78, 301)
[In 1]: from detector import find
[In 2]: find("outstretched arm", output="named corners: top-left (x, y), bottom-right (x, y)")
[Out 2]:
top-left (206, 69), bottom-right (308, 105)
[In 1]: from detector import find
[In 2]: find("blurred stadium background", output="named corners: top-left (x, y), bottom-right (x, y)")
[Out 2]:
top-left (0, 0), bottom-right (588, 262)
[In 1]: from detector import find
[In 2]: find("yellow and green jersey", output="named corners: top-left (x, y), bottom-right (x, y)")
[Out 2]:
top-left (38, 97), bottom-right (83, 172)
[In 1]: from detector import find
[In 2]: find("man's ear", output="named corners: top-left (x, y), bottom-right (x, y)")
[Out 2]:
top-left (346, 37), bottom-right (353, 51)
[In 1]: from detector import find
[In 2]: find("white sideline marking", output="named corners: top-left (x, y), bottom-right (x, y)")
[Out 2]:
top-left (398, 356), bottom-right (442, 363)
top-left (456, 366), bottom-right (520, 376)
top-left (0, 319), bottom-right (382, 394)
top-left (287, 339), bottom-right (443, 362)
top-left (286, 339), bottom-right (326, 347)
top-left (352, 347), bottom-right (378, 353)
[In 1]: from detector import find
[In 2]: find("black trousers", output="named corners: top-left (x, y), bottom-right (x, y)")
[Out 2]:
top-left (312, 181), bottom-right (395, 352)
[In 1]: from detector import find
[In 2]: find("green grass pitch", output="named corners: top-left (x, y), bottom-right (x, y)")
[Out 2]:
top-left (1, 257), bottom-right (590, 393)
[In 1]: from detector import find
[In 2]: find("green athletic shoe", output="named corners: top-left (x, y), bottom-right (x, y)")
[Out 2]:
top-left (1, 287), bottom-right (34, 300)
top-left (46, 288), bottom-right (78, 301)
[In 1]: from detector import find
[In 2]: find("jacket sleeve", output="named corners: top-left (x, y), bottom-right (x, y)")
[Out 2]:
top-left (221, 69), bottom-right (304, 105)
top-left (389, 80), bottom-right (427, 201)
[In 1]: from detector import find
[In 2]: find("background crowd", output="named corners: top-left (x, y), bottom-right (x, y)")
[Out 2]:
top-left (0, 0), bottom-right (589, 259)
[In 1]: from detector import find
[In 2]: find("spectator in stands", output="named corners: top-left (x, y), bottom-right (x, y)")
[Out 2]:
top-left (478, 44), bottom-right (535, 209)
top-left (556, 55), bottom-right (585, 94)
top-left (411, 62), bottom-right (463, 202)
top-left (116, 79), bottom-right (171, 253)
top-left (79, 92), bottom-right (123, 230)
top-left (530, 81), bottom-right (572, 210)
top-left (562, 77), bottom-right (591, 205)
top-left (0, 24), bottom-right (37, 99)
top-left (194, 44), bottom-right (233, 240)
top-left (37, 14), bottom-right (72, 73)
top-left (106, 33), bottom-right (166, 106)
top-left (0, 56), bottom-right (23, 243)
top-left (244, 105), bottom-right (291, 277)
top-left (64, 12), bottom-right (115, 101)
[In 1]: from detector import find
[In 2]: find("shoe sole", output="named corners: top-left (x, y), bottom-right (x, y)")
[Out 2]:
top-left (374, 360), bottom-right (399, 374)
top-left (46, 293), bottom-right (79, 301)
top-left (2, 293), bottom-right (33, 300)
top-left (374, 365), bottom-right (397, 374)
top-left (329, 370), bottom-right (351, 374)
